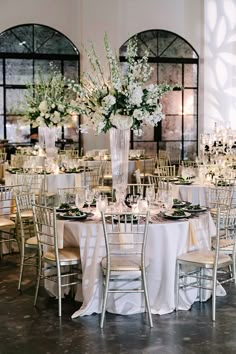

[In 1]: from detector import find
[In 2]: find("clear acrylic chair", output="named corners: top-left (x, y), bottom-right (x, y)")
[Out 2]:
top-left (175, 206), bottom-right (235, 321)
top-left (100, 211), bottom-right (153, 328)
top-left (15, 193), bottom-right (38, 291)
top-left (32, 204), bottom-right (82, 317)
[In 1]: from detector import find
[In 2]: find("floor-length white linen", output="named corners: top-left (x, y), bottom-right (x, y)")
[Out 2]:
top-left (172, 182), bottom-right (209, 206)
top-left (46, 212), bottom-right (215, 318)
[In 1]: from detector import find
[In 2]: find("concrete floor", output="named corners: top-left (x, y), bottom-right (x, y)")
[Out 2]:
top-left (1, 254), bottom-right (236, 354)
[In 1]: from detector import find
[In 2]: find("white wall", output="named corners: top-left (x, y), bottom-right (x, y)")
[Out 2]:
top-left (0, 0), bottom-right (204, 151)
top-left (204, 0), bottom-right (236, 133)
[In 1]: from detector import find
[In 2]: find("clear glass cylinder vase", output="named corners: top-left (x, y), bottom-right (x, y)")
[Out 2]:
top-left (38, 126), bottom-right (58, 157)
top-left (109, 127), bottom-right (130, 190)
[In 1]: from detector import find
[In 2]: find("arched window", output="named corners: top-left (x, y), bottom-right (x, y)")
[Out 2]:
top-left (0, 24), bottom-right (80, 147)
top-left (120, 30), bottom-right (199, 161)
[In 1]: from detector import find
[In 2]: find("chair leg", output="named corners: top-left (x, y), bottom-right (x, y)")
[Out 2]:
top-left (175, 262), bottom-right (180, 311)
top-left (212, 266), bottom-right (217, 322)
top-left (142, 269), bottom-right (153, 327)
top-left (18, 240), bottom-right (25, 291)
top-left (34, 255), bottom-right (42, 307)
top-left (100, 272), bottom-right (110, 329)
top-left (58, 267), bottom-right (62, 317)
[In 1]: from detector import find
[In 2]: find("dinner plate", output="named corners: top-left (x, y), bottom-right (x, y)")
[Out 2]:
top-left (173, 201), bottom-right (187, 208)
top-left (56, 207), bottom-right (71, 212)
top-left (174, 181), bottom-right (193, 185)
top-left (182, 206), bottom-right (207, 213)
top-left (59, 212), bottom-right (87, 220)
top-left (164, 211), bottom-right (191, 219)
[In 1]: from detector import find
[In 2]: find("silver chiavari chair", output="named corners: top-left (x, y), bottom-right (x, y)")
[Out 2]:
top-left (100, 211), bottom-right (153, 328)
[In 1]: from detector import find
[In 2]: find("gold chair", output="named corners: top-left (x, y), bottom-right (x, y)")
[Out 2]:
top-left (176, 206), bottom-right (235, 321)
top-left (15, 193), bottom-right (38, 291)
top-left (32, 204), bottom-right (82, 317)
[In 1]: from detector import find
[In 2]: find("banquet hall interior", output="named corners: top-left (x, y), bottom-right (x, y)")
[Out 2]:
top-left (1, 0), bottom-right (236, 353)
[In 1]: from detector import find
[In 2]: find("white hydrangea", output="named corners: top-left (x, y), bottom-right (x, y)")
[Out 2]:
top-left (39, 100), bottom-right (48, 113)
top-left (129, 86), bottom-right (143, 106)
top-left (102, 95), bottom-right (116, 108)
top-left (110, 113), bottom-right (133, 130)
top-left (133, 109), bottom-right (143, 121)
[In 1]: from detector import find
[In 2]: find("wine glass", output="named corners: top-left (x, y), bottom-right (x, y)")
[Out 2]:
top-left (146, 187), bottom-right (155, 208)
top-left (85, 188), bottom-right (95, 212)
top-left (163, 192), bottom-right (173, 211)
top-left (97, 194), bottom-right (108, 213)
top-left (75, 191), bottom-right (85, 210)
top-left (137, 198), bottom-right (148, 213)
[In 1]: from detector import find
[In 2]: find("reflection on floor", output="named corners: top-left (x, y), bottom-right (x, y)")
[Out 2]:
top-left (1, 254), bottom-right (236, 354)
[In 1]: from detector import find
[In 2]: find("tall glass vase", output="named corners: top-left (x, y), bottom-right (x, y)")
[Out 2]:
top-left (109, 127), bottom-right (130, 190)
top-left (38, 126), bottom-right (58, 158)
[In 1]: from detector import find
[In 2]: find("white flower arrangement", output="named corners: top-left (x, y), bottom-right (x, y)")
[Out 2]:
top-left (68, 34), bottom-right (179, 135)
top-left (23, 65), bottom-right (72, 127)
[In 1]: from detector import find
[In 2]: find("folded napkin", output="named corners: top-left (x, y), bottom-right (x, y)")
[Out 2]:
top-left (188, 221), bottom-right (197, 250)
top-left (56, 219), bottom-right (65, 249)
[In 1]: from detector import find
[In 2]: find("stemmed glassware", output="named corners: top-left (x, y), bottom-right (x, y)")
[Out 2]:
top-left (85, 188), bottom-right (95, 212)
top-left (75, 190), bottom-right (85, 210)
top-left (97, 194), bottom-right (108, 213)
top-left (146, 186), bottom-right (156, 208)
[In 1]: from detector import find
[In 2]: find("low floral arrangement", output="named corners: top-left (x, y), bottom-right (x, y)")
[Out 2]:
top-left (23, 64), bottom-right (72, 128)
top-left (69, 34), bottom-right (178, 135)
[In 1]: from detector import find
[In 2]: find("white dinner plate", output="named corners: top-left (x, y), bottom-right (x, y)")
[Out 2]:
top-left (182, 207), bottom-right (207, 213)
top-left (59, 212), bottom-right (87, 220)
top-left (164, 211), bottom-right (191, 219)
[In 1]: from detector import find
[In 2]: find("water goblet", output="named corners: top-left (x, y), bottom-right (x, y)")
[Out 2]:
top-left (85, 188), bottom-right (95, 212)
top-left (97, 195), bottom-right (108, 213)
top-left (75, 191), bottom-right (85, 210)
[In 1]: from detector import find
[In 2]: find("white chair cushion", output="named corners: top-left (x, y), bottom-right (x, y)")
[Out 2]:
top-left (10, 210), bottom-right (33, 219)
top-left (177, 250), bottom-right (231, 266)
top-left (26, 236), bottom-right (38, 246)
top-left (0, 217), bottom-right (15, 227)
top-left (44, 247), bottom-right (81, 262)
top-left (101, 256), bottom-right (141, 271)
top-left (212, 238), bottom-right (234, 252)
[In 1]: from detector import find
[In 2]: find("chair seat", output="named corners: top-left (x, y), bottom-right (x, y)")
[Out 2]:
top-left (212, 238), bottom-right (234, 252)
top-left (10, 210), bottom-right (33, 219)
top-left (97, 185), bottom-right (112, 193)
top-left (177, 250), bottom-right (232, 267)
top-left (103, 174), bottom-right (112, 180)
top-left (101, 256), bottom-right (142, 272)
top-left (44, 247), bottom-right (81, 262)
top-left (26, 236), bottom-right (38, 246)
top-left (0, 217), bottom-right (15, 227)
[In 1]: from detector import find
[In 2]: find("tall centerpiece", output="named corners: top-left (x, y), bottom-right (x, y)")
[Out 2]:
top-left (69, 34), bottom-right (176, 189)
top-left (23, 65), bottom-right (72, 157)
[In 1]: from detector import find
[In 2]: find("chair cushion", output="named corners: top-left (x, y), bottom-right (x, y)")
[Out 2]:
top-left (212, 238), bottom-right (234, 252)
top-left (44, 247), bottom-right (81, 262)
top-left (103, 174), bottom-right (112, 180)
top-left (177, 250), bottom-right (231, 266)
top-left (26, 236), bottom-right (38, 246)
top-left (101, 256), bottom-right (142, 271)
top-left (0, 217), bottom-right (15, 227)
top-left (10, 210), bottom-right (33, 219)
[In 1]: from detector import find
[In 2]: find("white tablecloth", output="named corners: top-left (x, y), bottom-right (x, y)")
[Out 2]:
top-left (5, 172), bottom-right (84, 193)
top-left (46, 212), bottom-right (216, 318)
top-left (172, 182), bottom-right (210, 207)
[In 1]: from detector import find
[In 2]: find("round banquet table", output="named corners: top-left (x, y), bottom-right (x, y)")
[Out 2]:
top-left (171, 181), bottom-right (211, 207)
top-left (45, 211), bottom-right (216, 318)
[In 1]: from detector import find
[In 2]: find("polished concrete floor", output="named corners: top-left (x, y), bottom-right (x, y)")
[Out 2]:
top-left (1, 254), bottom-right (236, 354)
